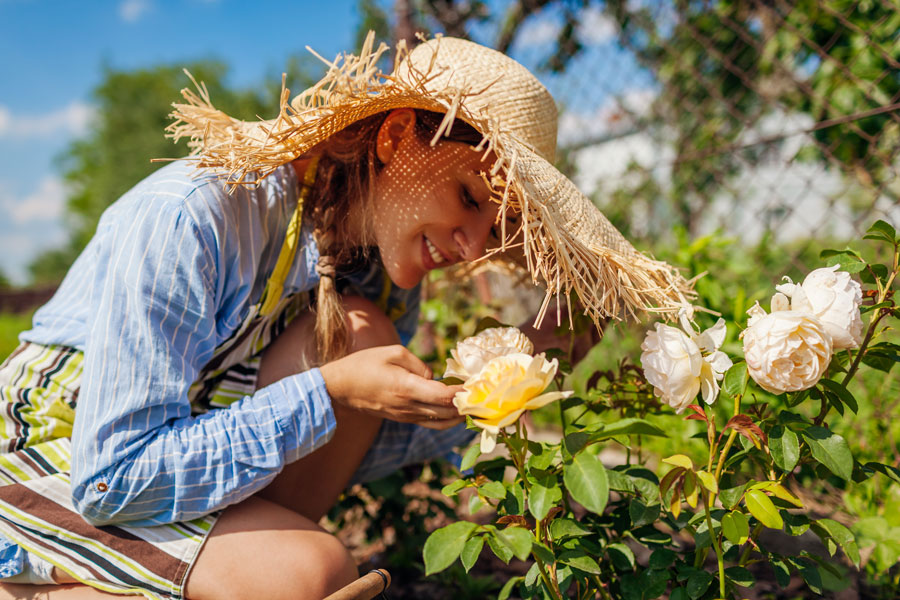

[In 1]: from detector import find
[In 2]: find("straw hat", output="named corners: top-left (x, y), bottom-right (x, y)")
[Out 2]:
top-left (166, 33), bottom-right (693, 328)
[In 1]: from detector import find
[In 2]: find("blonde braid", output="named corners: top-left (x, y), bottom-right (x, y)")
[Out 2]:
top-left (313, 205), bottom-right (348, 363)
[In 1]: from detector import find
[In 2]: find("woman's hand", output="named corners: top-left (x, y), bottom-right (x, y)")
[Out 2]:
top-left (319, 345), bottom-right (464, 430)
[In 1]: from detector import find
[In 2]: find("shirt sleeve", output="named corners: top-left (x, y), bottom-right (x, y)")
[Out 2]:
top-left (70, 195), bottom-right (335, 527)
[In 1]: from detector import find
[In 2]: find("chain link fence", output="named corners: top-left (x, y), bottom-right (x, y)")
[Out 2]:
top-left (505, 0), bottom-right (899, 268)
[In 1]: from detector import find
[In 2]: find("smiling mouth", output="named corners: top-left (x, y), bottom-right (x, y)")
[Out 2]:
top-left (424, 236), bottom-right (448, 267)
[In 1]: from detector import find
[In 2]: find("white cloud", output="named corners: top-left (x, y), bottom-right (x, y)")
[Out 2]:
top-left (516, 14), bottom-right (562, 48)
top-left (577, 6), bottom-right (617, 45)
top-left (0, 101), bottom-right (93, 139)
top-left (3, 177), bottom-right (67, 225)
top-left (119, 0), bottom-right (151, 23)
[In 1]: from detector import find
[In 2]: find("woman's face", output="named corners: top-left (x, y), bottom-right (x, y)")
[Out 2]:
top-left (371, 110), bottom-right (500, 289)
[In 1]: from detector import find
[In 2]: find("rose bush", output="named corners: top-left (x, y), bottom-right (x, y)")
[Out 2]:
top-left (423, 221), bottom-right (899, 600)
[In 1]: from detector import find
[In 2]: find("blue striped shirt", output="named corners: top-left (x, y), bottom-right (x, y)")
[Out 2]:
top-left (20, 161), bottom-right (467, 527)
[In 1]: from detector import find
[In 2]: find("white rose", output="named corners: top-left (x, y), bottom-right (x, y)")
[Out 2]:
top-left (640, 310), bottom-right (733, 414)
top-left (444, 326), bottom-right (534, 380)
top-left (741, 302), bottom-right (832, 394)
top-left (775, 265), bottom-right (862, 350)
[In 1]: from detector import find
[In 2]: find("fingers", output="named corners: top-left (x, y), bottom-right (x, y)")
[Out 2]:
top-left (386, 345), bottom-right (433, 379)
top-left (418, 416), bottom-right (465, 430)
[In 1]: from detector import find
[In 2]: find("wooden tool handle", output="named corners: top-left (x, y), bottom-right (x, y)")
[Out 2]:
top-left (323, 569), bottom-right (391, 600)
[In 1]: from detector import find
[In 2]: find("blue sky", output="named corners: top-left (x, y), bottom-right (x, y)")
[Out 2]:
top-left (0, 0), bottom-right (651, 284)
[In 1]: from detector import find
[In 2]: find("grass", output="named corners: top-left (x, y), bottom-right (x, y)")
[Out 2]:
top-left (0, 312), bottom-right (33, 360)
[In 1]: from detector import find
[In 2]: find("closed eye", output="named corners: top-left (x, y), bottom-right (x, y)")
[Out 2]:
top-left (460, 185), bottom-right (479, 211)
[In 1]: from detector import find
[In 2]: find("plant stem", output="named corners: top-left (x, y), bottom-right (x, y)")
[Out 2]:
top-left (534, 553), bottom-right (563, 600)
top-left (739, 523), bottom-right (765, 565)
top-left (704, 493), bottom-right (727, 598)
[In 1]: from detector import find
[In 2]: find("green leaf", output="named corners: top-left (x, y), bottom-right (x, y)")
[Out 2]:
top-left (819, 379), bottom-right (858, 414)
top-left (563, 431), bottom-right (590, 455)
top-left (802, 426), bottom-right (854, 481)
top-left (745, 489), bottom-right (783, 530)
top-left (494, 526), bottom-right (533, 562)
top-left (695, 470), bottom-right (718, 494)
top-left (864, 461), bottom-right (900, 485)
top-left (813, 518), bottom-right (860, 567)
top-left (607, 468), bottom-right (636, 493)
top-left (486, 530), bottom-right (514, 564)
top-left (549, 518), bottom-right (591, 539)
top-left (722, 361), bottom-right (748, 397)
top-left (460, 443), bottom-right (481, 472)
top-left (769, 425), bottom-right (800, 472)
top-left (648, 548), bottom-right (675, 570)
top-left (772, 558), bottom-right (791, 587)
top-left (825, 253), bottom-right (866, 273)
top-left (503, 481), bottom-right (525, 515)
top-left (863, 219), bottom-right (897, 244)
top-left (497, 575), bottom-right (522, 600)
top-left (593, 417), bottom-right (667, 439)
top-left (630, 499), bottom-right (661, 528)
top-left (423, 521), bottom-right (478, 575)
top-left (559, 552), bottom-right (602, 575)
top-left (460, 535), bottom-right (484, 572)
top-left (528, 475), bottom-right (562, 521)
top-left (473, 316), bottom-right (505, 333)
top-left (441, 479), bottom-right (466, 497)
top-left (563, 453), bottom-right (609, 514)
top-left (607, 543), bottom-right (636, 571)
top-left (718, 483), bottom-right (747, 510)
top-left (527, 444), bottom-right (557, 471)
top-left (662, 454), bottom-right (694, 470)
top-left (722, 511), bottom-right (750, 544)
top-left (686, 570), bottom-right (713, 599)
top-left (784, 512), bottom-right (811, 536)
top-left (479, 480), bottom-right (506, 500)
top-left (725, 565), bottom-right (755, 587)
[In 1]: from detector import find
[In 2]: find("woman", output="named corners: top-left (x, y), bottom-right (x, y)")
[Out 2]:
top-left (0, 34), bottom-right (690, 599)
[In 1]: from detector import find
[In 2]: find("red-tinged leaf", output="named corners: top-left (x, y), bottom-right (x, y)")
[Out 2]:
top-left (724, 414), bottom-right (768, 448)
top-left (542, 506), bottom-right (563, 524)
top-left (686, 404), bottom-right (708, 422)
top-left (497, 515), bottom-right (529, 528)
top-left (659, 467), bottom-right (686, 499)
top-left (670, 476), bottom-right (685, 518)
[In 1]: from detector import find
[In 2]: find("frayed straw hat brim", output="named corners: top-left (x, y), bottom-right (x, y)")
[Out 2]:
top-left (164, 33), bottom-right (694, 328)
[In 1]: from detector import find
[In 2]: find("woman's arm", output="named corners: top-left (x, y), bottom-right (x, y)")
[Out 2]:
top-left (70, 195), bottom-right (337, 527)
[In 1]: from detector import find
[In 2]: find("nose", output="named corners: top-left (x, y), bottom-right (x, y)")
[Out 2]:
top-left (453, 207), bottom-right (498, 262)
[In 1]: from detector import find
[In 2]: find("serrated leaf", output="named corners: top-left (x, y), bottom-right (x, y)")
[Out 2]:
top-left (479, 480), bottom-right (506, 500)
top-left (718, 483), bottom-right (747, 510)
top-left (630, 499), bottom-right (660, 528)
top-left (563, 453), bottom-right (609, 514)
top-left (593, 417), bottom-right (667, 439)
top-left (495, 526), bottom-right (533, 562)
top-left (460, 443), bottom-right (481, 472)
top-left (560, 552), bottom-right (602, 575)
top-left (607, 468), bottom-right (636, 493)
top-left (460, 535), bottom-right (484, 572)
top-left (802, 426), bottom-right (854, 481)
top-left (424, 521), bottom-right (478, 575)
top-left (441, 479), bottom-right (466, 497)
top-left (607, 543), bottom-right (636, 571)
top-left (722, 511), bottom-right (750, 544)
top-left (769, 425), bottom-right (800, 472)
top-left (745, 489), bottom-right (783, 530)
top-left (528, 474), bottom-right (562, 521)
top-left (486, 530), bottom-right (514, 564)
top-left (863, 219), bottom-right (897, 244)
top-left (723, 361), bottom-right (748, 397)
top-left (662, 454), bottom-right (694, 470)
top-left (819, 379), bottom-right (858, 414)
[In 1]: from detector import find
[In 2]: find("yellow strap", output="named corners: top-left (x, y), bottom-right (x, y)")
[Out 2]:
top-left (258, 157), bottom-right (319, 316)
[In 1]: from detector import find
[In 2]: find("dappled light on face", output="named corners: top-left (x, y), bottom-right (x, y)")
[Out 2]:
top-left (371, 135), bottom-right (500, 289)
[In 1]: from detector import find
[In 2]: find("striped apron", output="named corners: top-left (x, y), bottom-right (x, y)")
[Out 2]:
top-left (0, 291), bottom-right (307, 599)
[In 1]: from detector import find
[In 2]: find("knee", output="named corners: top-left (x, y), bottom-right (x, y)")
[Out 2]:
top-left (341, 295), bottom-right (400, 352)
top-left (278, 532), bottom-right (358, 599)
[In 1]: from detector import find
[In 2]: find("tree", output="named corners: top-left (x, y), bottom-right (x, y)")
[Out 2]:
top-left (30, 58), bottom-right (322, 284)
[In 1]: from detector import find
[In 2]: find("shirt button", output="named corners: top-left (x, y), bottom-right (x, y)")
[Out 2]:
top-left (96, 482), bottom-right (108, 492)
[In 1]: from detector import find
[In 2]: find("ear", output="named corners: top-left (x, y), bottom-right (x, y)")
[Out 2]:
top-left (375, 108), bottom-right (417, 164)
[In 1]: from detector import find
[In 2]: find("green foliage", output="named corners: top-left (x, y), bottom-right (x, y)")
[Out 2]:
top-left (0, 312), bottom-right (32, 359)
top-left (422, 224), bottom-right (899, 599)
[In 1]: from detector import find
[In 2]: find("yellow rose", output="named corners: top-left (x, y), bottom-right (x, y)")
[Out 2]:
top-left (453, 353), bottom-right (572, 453)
